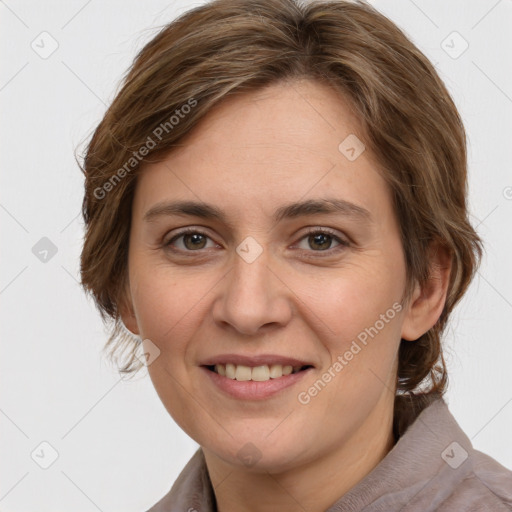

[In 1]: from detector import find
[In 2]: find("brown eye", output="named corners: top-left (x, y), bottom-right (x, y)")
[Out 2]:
top-left (308, 232), bottom-right (334, 251)
top-left (164, 229), bottom-right (215, 252)
top-left (182, 233), bottom-right (207, 250)
top-left (295, 228), bottom-right (349, 254)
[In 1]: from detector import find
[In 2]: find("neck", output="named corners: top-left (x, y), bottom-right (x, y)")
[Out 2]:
top-left (203, 395), bottom-right (396, 512)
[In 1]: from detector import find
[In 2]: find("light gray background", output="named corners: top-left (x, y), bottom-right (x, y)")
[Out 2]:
top-left (1, 1), bottom-right (511, 510)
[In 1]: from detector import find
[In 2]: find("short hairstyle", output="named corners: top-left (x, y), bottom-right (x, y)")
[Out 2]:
top-left (79, 0), bottom-right (483, 425)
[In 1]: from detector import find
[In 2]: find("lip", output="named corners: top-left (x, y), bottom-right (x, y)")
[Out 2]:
top-left (199, 353), bottom-right (314, 367)
top-left (200, 365), bottom-right (314, 400)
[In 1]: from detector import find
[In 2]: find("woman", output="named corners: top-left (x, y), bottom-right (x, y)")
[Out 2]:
top-left (79, 0), bottom-right (512, 510)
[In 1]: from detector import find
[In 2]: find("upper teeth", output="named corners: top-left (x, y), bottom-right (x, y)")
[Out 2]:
top-left (215, 363), bottom-right (303, 381)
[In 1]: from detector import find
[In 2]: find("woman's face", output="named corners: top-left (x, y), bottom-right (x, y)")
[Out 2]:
top-left (123, 79), bottom-right (416, 472)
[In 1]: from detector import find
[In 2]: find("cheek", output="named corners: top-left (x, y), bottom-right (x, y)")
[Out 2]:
top-left (130, 271), bottom-right (189, 347)
top-left (129, 269), bottom-right (213, 432)
top-left (289, 256), bottom-right (405, 398)
top-left (297, 259), bottom-right (403, 339)
top-left (295, 269), bottom-right (403, 412)
top-left (130, 265), bottom-right (222, 362)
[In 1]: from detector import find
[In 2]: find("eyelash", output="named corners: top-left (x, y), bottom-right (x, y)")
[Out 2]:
top-left (163, 227), bottom-right (349, 256)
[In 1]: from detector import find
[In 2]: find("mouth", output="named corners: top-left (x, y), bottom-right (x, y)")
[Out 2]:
top-left (204, 363), bottom-right (314, 382)
top-left (199, 354), bottom-right (315, 399)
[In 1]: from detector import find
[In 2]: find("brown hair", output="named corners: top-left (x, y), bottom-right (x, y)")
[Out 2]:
top-left (79, 0), bottom-right (483, 426)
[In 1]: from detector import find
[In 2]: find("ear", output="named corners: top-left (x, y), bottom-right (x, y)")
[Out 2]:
top-left (118, 277), bottom-right (140, 336)
top-left (401, 242), bottom-right (452, 341)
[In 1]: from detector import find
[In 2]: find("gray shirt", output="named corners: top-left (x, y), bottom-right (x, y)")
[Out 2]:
top-left (146, 397), bottom-right (512, 511)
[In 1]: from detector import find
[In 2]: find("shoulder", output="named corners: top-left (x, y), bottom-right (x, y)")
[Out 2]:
top-left (431, 452), bottom-right (512, 511)
top-left (403, 398), bottom-right (512, 511)
top-left (443, 449), bottom-right (512, 510)
top-left (333, 396), bottom-right (512, 511)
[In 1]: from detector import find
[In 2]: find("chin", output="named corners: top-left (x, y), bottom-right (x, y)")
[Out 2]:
top-left (203, 429), bottom-right (309, 473)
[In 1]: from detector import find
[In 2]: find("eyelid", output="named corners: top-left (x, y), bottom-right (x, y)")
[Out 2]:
top-left (163, 226), bottom-right (220, 249)
top-left (297, 226), bottom-right (349, 243)
top-left (163, 225), bottom-right (350, 255)
top-left (291, 226), bottom-right (350, 254)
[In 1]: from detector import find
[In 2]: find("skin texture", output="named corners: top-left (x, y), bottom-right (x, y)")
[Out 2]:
top-left (121, 78), bottom-right (451, 512)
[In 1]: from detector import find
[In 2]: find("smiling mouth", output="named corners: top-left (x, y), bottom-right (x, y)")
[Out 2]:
top-left (205, 363), bottom-right (313, 382)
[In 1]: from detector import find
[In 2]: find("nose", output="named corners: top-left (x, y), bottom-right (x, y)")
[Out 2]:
top-left (211, 243), bottom-right (293, 336)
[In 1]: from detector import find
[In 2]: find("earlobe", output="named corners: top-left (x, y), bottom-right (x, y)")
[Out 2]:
top-left (400, 242), bottom-right (452, 341)
top-left (118, 282), bottom-right (140, 336)
top-left (120, 306), bottom-right (140, 336)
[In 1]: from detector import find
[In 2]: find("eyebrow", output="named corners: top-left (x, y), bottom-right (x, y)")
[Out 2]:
top-left (143, 197), bottom-right (373, 226)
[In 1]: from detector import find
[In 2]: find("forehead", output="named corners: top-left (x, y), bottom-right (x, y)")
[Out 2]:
top-left (169, 78), bottom-right (366, 168)
top-left (133, 79), bottom-right (393, 226)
